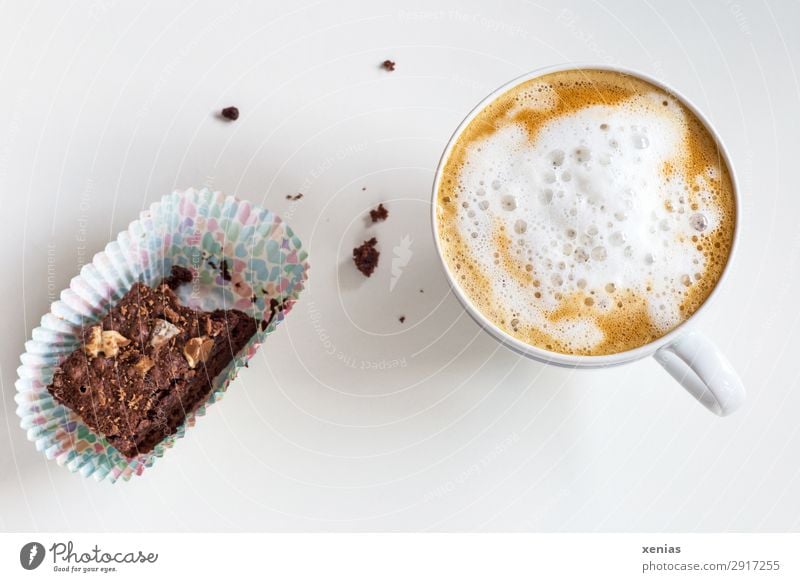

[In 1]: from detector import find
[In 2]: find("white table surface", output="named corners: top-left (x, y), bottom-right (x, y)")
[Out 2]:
top-left (1, 0), bottom-right (798, 532)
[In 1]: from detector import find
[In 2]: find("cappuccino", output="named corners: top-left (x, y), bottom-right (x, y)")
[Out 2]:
top-left (436, 69), bottom-right (735, 356)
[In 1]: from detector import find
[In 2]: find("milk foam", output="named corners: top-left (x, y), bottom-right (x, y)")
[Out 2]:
top-left (446, 81), bottom-right (731, 354)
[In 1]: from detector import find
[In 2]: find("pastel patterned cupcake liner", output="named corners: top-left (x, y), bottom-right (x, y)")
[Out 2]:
top-left (15, 188), bottom-right (309, 483)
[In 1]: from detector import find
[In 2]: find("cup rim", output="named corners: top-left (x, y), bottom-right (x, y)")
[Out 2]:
top-left (430, 62), bottom-right (740, 367)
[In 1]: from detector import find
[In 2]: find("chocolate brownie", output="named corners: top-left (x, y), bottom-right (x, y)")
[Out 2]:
top-left (47, 276), bottom-right (257, 458)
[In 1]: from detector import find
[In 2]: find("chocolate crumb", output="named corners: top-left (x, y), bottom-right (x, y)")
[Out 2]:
top-left (163, 265), bottom-right (194, 290)
top-left (285, 193), bottom-right (304, 201)
top-left (369, 203), bottom-right (389, 223)
top-left (419, 289), bottom-right (424, 293)
top-left (262, 298), bottom-right (284, 331)
top-left (353, 237), bottom-right (379, 277)
top-left (251, 294), bottom-right (257, 303)
top-left (221, 106), bottom-right (239, 121)
top-left (399, 316), bottom-right (406, 323)
top-left (362, 187), bottom-right (366, 191)
top-left (382, 60), bottom-right (396, 72)
top-left (220, 259), bottom-right (232, 282)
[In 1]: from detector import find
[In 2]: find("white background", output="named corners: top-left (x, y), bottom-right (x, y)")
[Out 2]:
top-left (0, 0), bottom-right (798, 532)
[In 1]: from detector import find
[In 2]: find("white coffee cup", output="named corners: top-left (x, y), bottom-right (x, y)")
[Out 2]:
top-left (431, 63), bottom-right (744, 416)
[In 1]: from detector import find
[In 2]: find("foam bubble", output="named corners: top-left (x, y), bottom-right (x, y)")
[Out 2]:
top-left (549, 149), bottom-right (565, 167)
top-left (632, 134), bottom-right (650, 149)
top-left (609, 231), bottom-right (626, 246)
top-left (690, 212), bottom-right (708, 231)
top-left (591, 246), bottom-right (608, 261)
top-left (501, 195), bottom-right (517, 211)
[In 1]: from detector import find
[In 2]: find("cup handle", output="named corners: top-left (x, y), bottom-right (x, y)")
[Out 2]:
top-left (653, 331), bottom-right (745, 416)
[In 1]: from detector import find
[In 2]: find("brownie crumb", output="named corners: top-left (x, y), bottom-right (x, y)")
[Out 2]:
top-left (162, 265), bottom-right (194, 290)
top-left (221, 106), bottom-right (239, 121)
top-left (262, 298), bottom-right (284, 331)
top-left (369, 203), bottom-right (389, 223)
top-left (399, 316), bottom-right (406, 323)
top-left (286, 193), bottom-right (304, 201)
top-left (220, 259), bottom-right (232, 282)
top-left (353, 237), bottom-right (379, 277)
top-left (382, 60), bottom-right (396, 72)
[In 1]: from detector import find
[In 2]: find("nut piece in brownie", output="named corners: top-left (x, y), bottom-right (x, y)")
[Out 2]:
top-left (48, 277), bottom-right (257, 458)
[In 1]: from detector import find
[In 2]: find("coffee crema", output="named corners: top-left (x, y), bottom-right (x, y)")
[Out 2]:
top-left (436, 69), bottom-right (735, 356)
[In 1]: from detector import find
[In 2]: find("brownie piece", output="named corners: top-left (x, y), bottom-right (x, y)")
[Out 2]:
top-left (221, 106), bottom-right (239, 121)
top-left (162, 265), bottom-right (193, 290)
top-left (219, 259), bottom-right (232, 282)
top-left (353, 237), bottom-right (379, 277)
top-left (48, 279), bottom-right (257, 458)
top-left (369, 203), bottom-right (388, 223)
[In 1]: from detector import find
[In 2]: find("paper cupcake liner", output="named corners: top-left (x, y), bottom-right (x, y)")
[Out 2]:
top-left (15, 188), bottom-right (309, 483)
